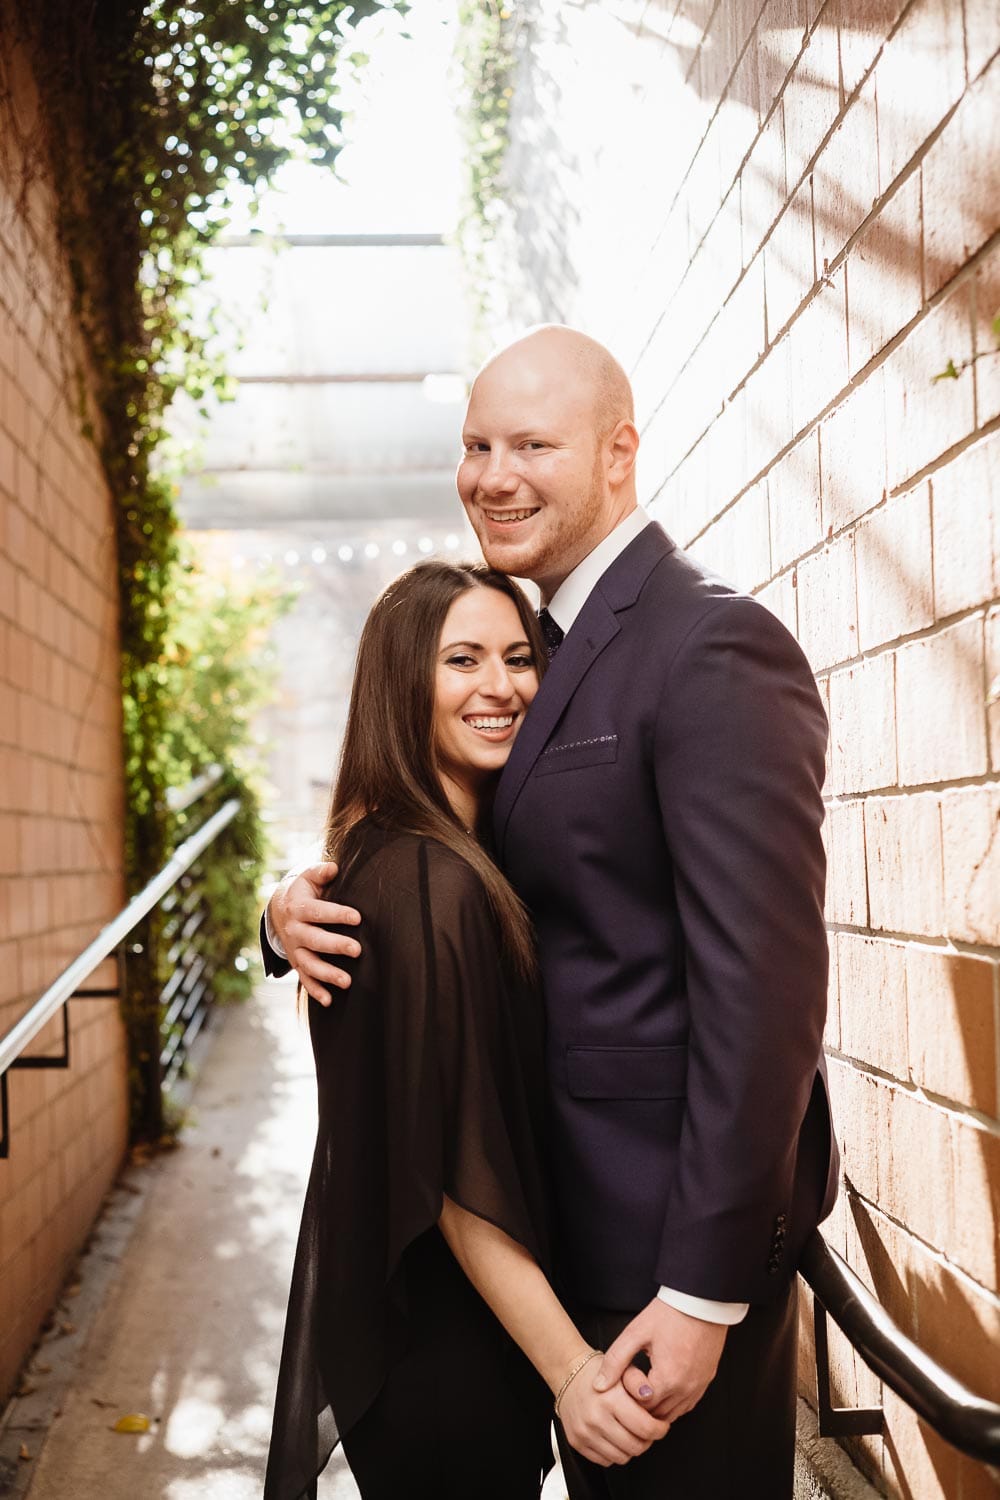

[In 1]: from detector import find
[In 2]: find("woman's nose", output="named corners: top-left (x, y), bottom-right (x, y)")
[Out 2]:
top-left (478, 658), bottom-right (516, 699)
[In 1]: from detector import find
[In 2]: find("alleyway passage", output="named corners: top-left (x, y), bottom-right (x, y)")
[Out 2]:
top-left (20, 978), bottom-right (360, 1500)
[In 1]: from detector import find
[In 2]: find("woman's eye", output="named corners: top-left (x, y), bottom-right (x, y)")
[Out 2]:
top-left (506, 654), bottom-right (535, 669)
top-left (446, 654), bottom-right (476, 667)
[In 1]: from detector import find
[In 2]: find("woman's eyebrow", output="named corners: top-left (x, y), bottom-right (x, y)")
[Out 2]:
top-left (439, 639), bottom-right (532, 652)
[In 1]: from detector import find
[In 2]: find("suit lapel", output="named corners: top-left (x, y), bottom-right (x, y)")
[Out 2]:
top-left (493, 522), bottom-right (677, 854)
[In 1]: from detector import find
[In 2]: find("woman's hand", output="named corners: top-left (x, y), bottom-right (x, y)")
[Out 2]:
top-left (269, 863), bottom-right (362, 1003)
top-left (557, 1359), bottom-right (671, 1467)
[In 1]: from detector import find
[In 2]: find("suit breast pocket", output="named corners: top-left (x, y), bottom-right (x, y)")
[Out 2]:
top-left (535, 732), bottom-right (619, 776)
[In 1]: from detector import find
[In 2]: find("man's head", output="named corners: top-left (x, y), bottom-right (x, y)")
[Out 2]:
top-left (456, 325), bottom-right (640, 598)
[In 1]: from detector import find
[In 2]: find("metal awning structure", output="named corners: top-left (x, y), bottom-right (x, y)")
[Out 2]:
top-left (175, 231), bottom-right (470, 531)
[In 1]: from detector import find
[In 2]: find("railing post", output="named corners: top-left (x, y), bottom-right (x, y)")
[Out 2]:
top-left (122, 911), bottom-right (164, 1143)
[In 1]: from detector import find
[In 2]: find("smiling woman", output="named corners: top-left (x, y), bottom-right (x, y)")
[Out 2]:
top-left (265, 560), bottom-right (672, 1499)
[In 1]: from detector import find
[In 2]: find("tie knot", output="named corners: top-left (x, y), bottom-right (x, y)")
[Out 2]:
top-left (537, 607), bottom-right (564, 659)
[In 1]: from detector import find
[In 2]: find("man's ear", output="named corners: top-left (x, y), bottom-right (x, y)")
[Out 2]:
top-left (607, 420), bottom-right (640, 485)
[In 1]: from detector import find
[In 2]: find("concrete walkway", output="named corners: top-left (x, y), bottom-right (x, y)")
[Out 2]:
top-left (18, 976), bottom-right (361, 1500)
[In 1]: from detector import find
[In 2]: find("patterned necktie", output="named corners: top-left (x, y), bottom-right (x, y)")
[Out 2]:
top-left (537, 607), bottom-right (564, 660)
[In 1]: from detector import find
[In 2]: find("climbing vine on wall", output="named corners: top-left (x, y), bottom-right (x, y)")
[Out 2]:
top-left (0, 0), bottom-right (399, 1139)
top-left (455, 0), bottom-right (519, 345)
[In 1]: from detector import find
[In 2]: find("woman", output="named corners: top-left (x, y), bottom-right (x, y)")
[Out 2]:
top-left (263, 562), bottom-right (666, 1500)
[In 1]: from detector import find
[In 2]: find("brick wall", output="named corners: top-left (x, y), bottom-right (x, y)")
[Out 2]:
top-left (494, 0), bottom-right (999, 1492)
top-left (0, 38), bottom-right (129, 1402)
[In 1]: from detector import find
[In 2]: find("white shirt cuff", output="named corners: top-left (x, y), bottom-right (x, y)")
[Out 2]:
top-left (263, 903), bottom-right (288, 961)
top-left (657, 1286), bottom-right (749, 1325)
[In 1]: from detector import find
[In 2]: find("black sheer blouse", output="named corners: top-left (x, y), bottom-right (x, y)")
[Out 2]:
top-left (263, 821), bottom-right (552, 1500)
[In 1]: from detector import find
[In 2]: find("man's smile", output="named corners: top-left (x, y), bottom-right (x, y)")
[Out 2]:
top-left (482, 506), bottom-right (541, 527)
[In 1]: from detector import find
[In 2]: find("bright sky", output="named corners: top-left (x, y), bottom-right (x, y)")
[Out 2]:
top-left (225, 0), bottom-right (463, 237)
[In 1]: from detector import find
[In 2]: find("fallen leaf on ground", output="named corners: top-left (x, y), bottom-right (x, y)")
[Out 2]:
top-left (113, 1413), bottom-right (151, 1433)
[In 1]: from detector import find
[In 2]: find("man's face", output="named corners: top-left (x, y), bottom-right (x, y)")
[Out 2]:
top-left (456, 353), bottom-right (614, 597)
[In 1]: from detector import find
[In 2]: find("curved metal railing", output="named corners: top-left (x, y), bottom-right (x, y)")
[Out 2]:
top-left (799, 1228), bottom-right (1000, 1467)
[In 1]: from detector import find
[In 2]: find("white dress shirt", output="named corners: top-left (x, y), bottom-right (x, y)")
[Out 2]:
top-left (269, 508), bottom-right (747, 1325)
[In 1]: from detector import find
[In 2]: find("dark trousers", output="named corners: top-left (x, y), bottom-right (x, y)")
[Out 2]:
top-left (340, 1229), bottom-right (552, 1499)
top-left (556, 1278), bottom-right (799, 1500)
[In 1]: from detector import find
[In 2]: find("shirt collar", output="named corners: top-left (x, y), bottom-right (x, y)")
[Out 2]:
top-left (544, 507), bottom-right (651, 633)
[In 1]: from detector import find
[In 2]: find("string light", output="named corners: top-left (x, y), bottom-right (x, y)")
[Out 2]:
top-left (338, 544), bottom-right (354, 562)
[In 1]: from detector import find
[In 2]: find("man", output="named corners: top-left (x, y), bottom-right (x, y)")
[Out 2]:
top-left (262, 326), bottom-right (838, 1496)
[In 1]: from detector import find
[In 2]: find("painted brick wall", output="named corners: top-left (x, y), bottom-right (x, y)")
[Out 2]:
top-left (492, 0), bottom-right (999, 1493)
top-left (0, 40), bottom-right (129, 1402)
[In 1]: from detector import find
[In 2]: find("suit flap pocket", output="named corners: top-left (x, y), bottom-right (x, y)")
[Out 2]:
top-left (566, 1045), bottom-right (688, 1100)
top-left (535, 733), bottom-right (619, 776)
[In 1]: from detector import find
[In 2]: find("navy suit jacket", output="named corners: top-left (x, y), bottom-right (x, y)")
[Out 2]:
top-left (493, 522), bottom-right (838, 1309)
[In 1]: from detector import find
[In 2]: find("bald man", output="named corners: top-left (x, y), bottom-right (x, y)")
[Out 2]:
top-left (263, 326), bottom-right (838, 1497)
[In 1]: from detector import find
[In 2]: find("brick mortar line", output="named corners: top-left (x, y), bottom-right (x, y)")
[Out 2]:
top-left (824, 924), bottom-right (1000, 964)
top-left (839, 1183), bottom-right (1000, 1313)
top-left (826, 1048), bottom-right (1000, 1137)
top-left (825, 928), bottom-right (1000, 962)
top-left (825, 771), bottom-right (1000, 800)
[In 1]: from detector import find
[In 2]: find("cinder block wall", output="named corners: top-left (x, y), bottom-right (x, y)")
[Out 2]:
top-left (492, 1), bottom-right (999, 1493)
top-left (0, 40), bottom-right (128, 1401)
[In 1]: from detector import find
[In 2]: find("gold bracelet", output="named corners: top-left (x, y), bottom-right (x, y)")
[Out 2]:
top-left (554, 1348), bottom-right (603, 1416)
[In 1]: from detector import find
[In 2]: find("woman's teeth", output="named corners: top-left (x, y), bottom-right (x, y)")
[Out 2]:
top-left (466, 715), bottom-right (514, 730)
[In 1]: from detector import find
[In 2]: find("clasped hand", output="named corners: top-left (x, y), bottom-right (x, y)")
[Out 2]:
top-left (558, 1357), bottom-right (670, 1468)
top-left (559, 1298), bottom-right (726, 1466)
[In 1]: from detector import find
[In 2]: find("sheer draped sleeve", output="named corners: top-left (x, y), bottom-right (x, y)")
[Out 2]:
top-left (263, 824), bottom-right (550, 1500)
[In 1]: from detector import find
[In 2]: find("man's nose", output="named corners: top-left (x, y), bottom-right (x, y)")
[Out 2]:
top-left (478, 448), bottom-right (518, 495)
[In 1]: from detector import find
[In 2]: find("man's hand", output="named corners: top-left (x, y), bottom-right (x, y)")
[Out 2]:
top-left (592, 1297), bottom-right (727, 1423)
top-left (269, 863), bottom-right (362, 1004)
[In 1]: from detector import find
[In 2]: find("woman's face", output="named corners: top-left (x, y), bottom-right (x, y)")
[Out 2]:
top-left (433, 587), bottom-right (539, 814)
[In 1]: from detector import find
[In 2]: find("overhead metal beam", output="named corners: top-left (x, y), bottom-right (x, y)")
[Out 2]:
top-left (216, 232), bottom-right (447, 248)
top-left (233, 371), bottom-right (460, 385)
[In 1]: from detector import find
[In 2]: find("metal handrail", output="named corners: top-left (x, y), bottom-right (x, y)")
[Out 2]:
top-left (164, 763), bottom-right (224, 812)
top-left (0, 798), bottom-right (240, 1079)
top-left (800, 1229), bottom-right (1000, 1466)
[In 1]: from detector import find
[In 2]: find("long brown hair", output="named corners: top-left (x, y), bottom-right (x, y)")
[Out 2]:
top-left (323, 560), bottom-right (546, 979)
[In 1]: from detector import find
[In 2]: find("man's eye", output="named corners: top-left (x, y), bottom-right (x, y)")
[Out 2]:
top-left (463, 442), bottom-right (488, 454)
top-left (522, 441), bottom-right (546, 450)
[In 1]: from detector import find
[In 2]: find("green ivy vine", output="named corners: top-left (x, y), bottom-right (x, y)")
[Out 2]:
top-left (455, 0), bottom-right (518, 344)
top-left (1, 0), bottom-right (399, 1140)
